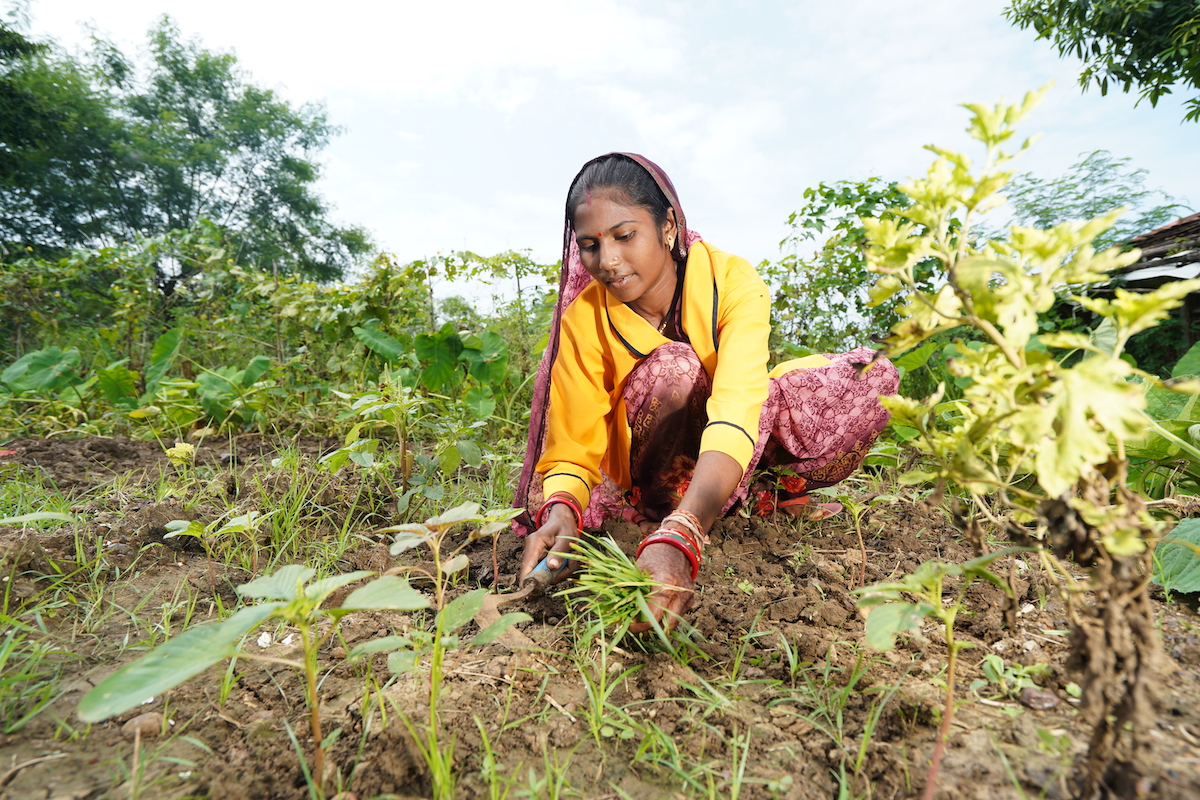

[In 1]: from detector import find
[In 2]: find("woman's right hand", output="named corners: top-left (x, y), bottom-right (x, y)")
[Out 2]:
top-left (519, 503), bottom-right (580, 584)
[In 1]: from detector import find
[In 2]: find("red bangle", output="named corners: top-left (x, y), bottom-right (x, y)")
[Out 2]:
top-left (637, 530), bottom-right (700, 581)
top-left (657, 525), bottom-right (702, 562)
top-left (536, 492), bottom-right (583, 530)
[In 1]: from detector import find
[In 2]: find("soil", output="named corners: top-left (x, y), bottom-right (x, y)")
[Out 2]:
top-left (1, 436), bottom-right (1199, 800)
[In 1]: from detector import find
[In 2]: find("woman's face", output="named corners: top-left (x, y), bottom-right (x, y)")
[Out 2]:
top-left (572, 188), bottom-right (677, 312)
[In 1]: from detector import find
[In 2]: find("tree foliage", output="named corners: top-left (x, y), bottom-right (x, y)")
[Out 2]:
top-left (988, 149), bottom-right (1191, 250)
top-left (0, 15), bottom-right (369, 282)
top-left (766, 178), bottom-right (938, 354)
top-left (1004, 0), bottom-right (1200, 122)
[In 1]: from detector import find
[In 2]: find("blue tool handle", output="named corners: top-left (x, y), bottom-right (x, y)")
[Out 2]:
top-left (524, 556), bottom-right (572, 593)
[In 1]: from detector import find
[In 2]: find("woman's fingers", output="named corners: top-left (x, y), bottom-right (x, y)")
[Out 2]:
top-left (519, 504), bottom-right (581, 584)
top-left (628, 584), bottom-right (693, 633)
top-left (518, 530), bottom-right (555, 583)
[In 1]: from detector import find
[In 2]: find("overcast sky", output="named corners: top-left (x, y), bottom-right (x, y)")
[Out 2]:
top-left (24, 0), bottom-right (1200, 280)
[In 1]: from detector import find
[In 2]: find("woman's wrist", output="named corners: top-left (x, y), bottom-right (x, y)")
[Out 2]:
top-left (536, 492), bottom-right (583, 531)
top-left (638, 527), bottom-right (701, 581)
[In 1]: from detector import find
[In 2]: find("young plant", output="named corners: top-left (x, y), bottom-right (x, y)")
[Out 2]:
top-left (164, 510), bottom-right (272, 578)
top-left (360, 502), bottom-right (529, 800)
top-left (323, 372), bottom-right (428, 496)
top-left (975, 653), bottom-right (1051, 701)
top-left (854, 551), bottom-right (1015, 800)
top-left (78, 565), bottom-right (430, 797)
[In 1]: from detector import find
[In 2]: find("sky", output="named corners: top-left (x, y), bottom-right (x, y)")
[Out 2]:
top-left (21, 0), bottom-right (1200, 291)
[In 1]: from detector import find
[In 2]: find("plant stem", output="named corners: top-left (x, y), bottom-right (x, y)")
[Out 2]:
top-left (924, 621), bottom-right (960, 800)
top-left (298, 622), bottom-right (325, 793)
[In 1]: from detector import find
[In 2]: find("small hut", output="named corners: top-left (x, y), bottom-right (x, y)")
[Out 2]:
top-left (1112, 211), bottom-right (1200, 349)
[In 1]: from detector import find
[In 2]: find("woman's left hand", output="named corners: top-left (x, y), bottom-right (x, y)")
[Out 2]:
top-left (628, 541), bottom-right (695, 633)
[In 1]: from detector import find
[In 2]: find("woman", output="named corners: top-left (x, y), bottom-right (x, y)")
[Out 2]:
top-left (514, 153), bottom-right (897, 630)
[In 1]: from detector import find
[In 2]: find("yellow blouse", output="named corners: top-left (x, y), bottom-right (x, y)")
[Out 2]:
top-left (537, 241), bottom-right (772, 511)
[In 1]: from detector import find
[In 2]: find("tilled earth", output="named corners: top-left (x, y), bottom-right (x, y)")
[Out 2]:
top-left (1, 436), bottom-right (1199, 800)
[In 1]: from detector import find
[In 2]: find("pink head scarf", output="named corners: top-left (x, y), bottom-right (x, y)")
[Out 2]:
top-left (512, 153), bottom-right (703, 534)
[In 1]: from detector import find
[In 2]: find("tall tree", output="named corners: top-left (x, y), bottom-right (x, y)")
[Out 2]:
top-left (0, 15), bottom-right (369, 282)
top-left (1004, 0), bottom-right (1200, 122)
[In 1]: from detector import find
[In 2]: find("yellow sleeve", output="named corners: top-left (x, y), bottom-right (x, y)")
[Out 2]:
top-left (698, 258), bottom-right (771, 471)
top-left (535, 300), bottom-right (614, 512)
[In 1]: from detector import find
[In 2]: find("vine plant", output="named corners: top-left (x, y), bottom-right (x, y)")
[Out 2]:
top-left (859, 86), bottom-right (1200, 796)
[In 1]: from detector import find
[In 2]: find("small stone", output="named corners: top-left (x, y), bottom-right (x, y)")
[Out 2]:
top-left (1019, 687), bottom-right (1060, 710)
top-left (122, 712), bottom-right (163, 738)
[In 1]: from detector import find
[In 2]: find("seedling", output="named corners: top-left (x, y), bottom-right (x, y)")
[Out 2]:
top-left (78, 564), bottom-right (430, 798)
top-left (974, 653), bottom-right (1051, 700)
top-left (855, 550), bottom-right (1016, 800)
top-left (361, 502), bottom-right (529, 800)
top-left (164, 510), bottom-right (273, 579)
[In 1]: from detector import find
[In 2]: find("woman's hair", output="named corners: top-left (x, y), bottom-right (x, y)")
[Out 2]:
top-left (566, 154), bottom-right (673, 230)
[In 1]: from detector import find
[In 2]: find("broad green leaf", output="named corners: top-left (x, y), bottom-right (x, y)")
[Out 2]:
top-left (443, 554), bottom-right (470, 575)
top-left (389, 530), bottom-right (432, 554)
top-left (893, 342), bottom-right (938, 372)
top-left (97, 362), bottom-right (139, 405)
top-left (77, 602), bottom-right (284, 722)
top-left (144, 329), bottom-right (182, 398)
top-left (898, 470), bottom-right (939, 485)
top-left (456, 440), bottom-right (483, 468)
top-left (471, 612), bottom-right (532, 647)
top-left (416, 324), bottom-right (465, 393)
top-left (461, 331), bottom-right (509, 385)
top-left (341, 576), bottom-right (430, 611)
top-left (1154, 520), bottom-right (1200, 594)
top-left (2, 347), bottom-right (81, 392)
top-left (304, 570), bottom-right (374, 602)
top-left (347, 635), bottom-right (411, 660)
top-left (237, 565), bottom-right (315, 601)
top-left (438, 444), bottom-right (462, 475)
top-left (163, 519), bottom-right (206, 539)
top-left (352, 325), bottom-right (406, 363)
top-left (426, 502), bottom-right (482, 527)
top-left (240, 355), bottom-right (272, 388)
top-left (464, 385), bottom-right (496, 418)
top-left (1090, 316), bottom-right (1117, 356)
top-left (863, 602), bottom-right (926, 651)
top-left (387, 650), bottom-right (420, 674)
top-left (1174, 342), bottom-right (1200, 379)
top-left (437, 588), bottom-right (487, 635)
